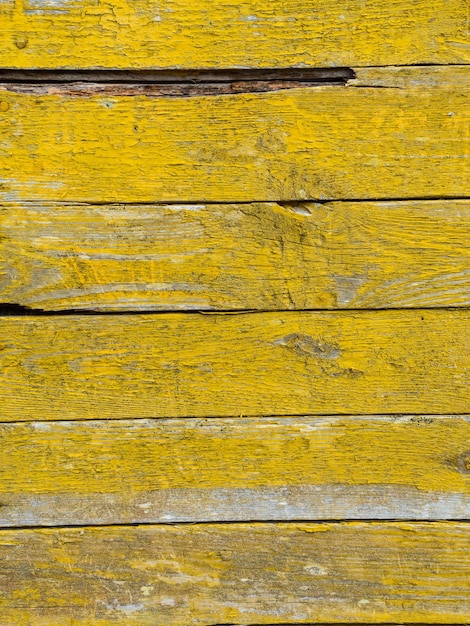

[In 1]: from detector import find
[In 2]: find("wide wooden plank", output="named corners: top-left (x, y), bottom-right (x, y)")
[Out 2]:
top-left (1, 416), bottom-right (469, 526)
top-left (1, 522), bottom-right (469, 624)
top-left (1, 310), bottom-right (470, 420)
top-left (2, 200), bottom-right (470, 311)
top-left (0, 67), bottom-right (468, 203)
top-left (1, 0), bottom-right (469, 70)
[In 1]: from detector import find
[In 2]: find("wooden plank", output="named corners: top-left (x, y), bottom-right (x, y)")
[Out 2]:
top-left (351, 65), bottom-right (470, 89)
top-left (0, 67), bottom-right (469, 203)
top-left (1, 0), bottom-right (469, 69)
top-left (1, 310), bottom-right (470, 420)
top-left (3, 200), bottom-right (470, 311)
top-left (1, 522), bottom-right (469, 624)
top-left (1, 416), bottom-right (469, 526)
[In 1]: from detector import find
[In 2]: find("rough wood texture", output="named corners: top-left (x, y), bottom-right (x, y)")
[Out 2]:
top-left (2, 3), bottom-right (469, 623)
top-left (2, 200), bottom-right (470, 311)
top-left (1, 522), bottom-right (469, 624)
top-left (351, 65), bottom-right (470, 89)
top-left (1, 416), bottom-right (469, 526)
top-left (1, 0), bottom-right (469, 69)
top-left (0, 67), bottom-right (469, 203)
top-left (1, 310), bottom-right (470, 420)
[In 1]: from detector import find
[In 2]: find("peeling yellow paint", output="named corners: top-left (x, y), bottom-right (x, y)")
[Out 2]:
top-left (0, 1), bottom-right (468, 620)
top-left (1, 0), bottom-right (469, 68)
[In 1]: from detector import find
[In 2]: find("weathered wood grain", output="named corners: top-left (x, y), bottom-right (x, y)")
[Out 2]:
top-left (351, 65), bottom-right (470, 89)
top-left (1, 310), bottom-right (470, 420)
top-left (1, 0), bottom-right (469, 70)
top-left (1, 416), bottom-right (469, 526)
top-left (0, 67), bottom-right (469, 203)
top-left (2, 200), bottom-right (470, 311)
top-left (1, 522), bottom-right (469, 624)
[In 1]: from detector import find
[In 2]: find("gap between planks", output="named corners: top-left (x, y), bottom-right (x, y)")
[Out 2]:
top-left (2, 196), bottom-right (470, 204)
top-left (0, 67), bottom-right (355, 84)
top-left (2, 307), bottom-right (470, 317)
top-left (2, 520), bottom-right (469, 532)
top-left (1, 65), bottom-right (469, 95)
top-left (3, 412), bottom-right (470, 424)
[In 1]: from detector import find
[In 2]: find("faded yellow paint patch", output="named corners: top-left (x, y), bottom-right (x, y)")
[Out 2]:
top-left (0, 417), bottom-right (468, 495)
top-left (0, 68), bottom-right (469, 202)
top-left (0, 0), bottom-right (469, 68)
top-left (0, 310), bottom-right (470, 420)
top-left (2, 200), bottom-right (470, 310)
top-left (0, 523), bottom-right (468, 624)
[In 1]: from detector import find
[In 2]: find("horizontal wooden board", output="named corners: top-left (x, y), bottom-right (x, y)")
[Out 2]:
top-left (1, 522), bottom-right (469, 624)
top-left (1, 0), bottom-right (469, 69)
top-left (1, 310), bottom-right (470, 420)
top-left (0, 67), bottom-right (469, 203)
top-left (350, 65), bottom-right (470, 89)
top-left (2, 200), bottom-right (470, 311)
top-left (1, 416), bottom-right (469, 526)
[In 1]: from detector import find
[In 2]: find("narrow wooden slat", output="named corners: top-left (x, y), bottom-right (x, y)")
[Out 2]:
top-left (0, 67), bottom-right (468, 203)
top-left (1, 0), bottom-right (469, 69)
top-left (1, 310), bottom-right (470, 420)
top-left (2, 200), bottom-right (470, 311)
top-left (1, 522), bottom-right (469, 624)
top-left (1, 416), bottom-right (468, 526)
top-left (350, 65), bottom-right (470, 89)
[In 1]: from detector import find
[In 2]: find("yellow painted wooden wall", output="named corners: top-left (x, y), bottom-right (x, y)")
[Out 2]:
top-left (0, 2), bottom-right (469, 624)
